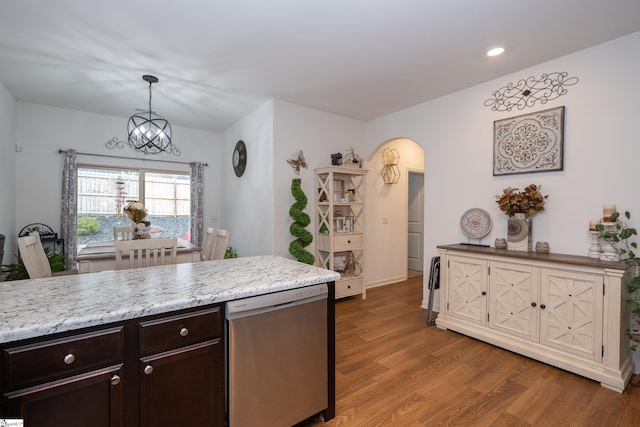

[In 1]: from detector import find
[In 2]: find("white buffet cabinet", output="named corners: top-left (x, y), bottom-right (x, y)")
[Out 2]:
top-left (436, 244), bottom-right (633, 392)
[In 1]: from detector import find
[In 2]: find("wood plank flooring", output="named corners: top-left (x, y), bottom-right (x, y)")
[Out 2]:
top-left (306, 275), bottom-right (640, 426)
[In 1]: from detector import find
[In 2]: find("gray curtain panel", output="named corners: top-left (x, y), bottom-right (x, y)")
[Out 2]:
top-left (190, 162), bottom-right (204, 246)
top-left (61, 149), bottom-right (78, 269)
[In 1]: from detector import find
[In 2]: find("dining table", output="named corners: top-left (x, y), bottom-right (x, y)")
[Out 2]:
top-left (75, 238), bottom-right (202, 273)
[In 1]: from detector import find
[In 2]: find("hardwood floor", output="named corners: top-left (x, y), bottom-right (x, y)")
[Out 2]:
top-left (307, 275), bottom-right (640, 426)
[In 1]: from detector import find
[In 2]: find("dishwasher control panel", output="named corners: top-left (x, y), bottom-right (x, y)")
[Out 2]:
top-left (226, 283), bottom-right (328, 318)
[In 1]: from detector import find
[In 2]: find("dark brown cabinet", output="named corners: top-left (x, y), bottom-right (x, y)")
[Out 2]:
top-left (138, 307), bottom-right (224, 427)
top-left (5, 364), bottom-right (124, 427)
top-left (140, 341), bottom-right (222, 426)
top-left (1, 305), bottom-right (224, 427)
top-left (2, 327), bottom-right (125, 427)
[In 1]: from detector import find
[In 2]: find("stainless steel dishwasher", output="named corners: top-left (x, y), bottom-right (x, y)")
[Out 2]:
top-left (226, 283), bottom-right (328, 427)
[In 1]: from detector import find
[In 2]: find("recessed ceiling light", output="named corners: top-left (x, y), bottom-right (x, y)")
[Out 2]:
top-left (487, 47), bottom-right (505, 57)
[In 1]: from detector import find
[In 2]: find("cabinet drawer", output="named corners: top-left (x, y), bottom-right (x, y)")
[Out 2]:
top-left (140, 307), bottom-right (222, 355)
top-left (336, 277), bottom-right (363, 298)
top-left (334, 234), bottom-right (363, 251)
top-left (317, 234), bottom-right (363, 252)
top-left (5, 327), bottom-right (124, 389)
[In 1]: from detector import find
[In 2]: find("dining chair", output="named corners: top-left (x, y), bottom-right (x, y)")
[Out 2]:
top-left (114, 226), bottom-right (135, 241)
top-left (17, 231), bottom-right (52, 278)
top-left (17, 231), bottom-right (78, 279)
top-left (201, 228), bottom-right (216, 261)
top-left (209, 229), bottom-right (229, 261)
top-left (115, 237), bottom-right (178, 270)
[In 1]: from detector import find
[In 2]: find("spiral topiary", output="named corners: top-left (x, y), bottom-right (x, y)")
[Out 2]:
top-left (289, 178), bottom-right (315, 265)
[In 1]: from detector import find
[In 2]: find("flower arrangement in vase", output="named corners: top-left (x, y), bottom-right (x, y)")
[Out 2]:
top-left (123, 201), bottom-right (151, 239)
top-left (495, 184), bottom-right (548, 251)
top-left (123, 201), bottom-right (148, 224)
top-left (495, 184), bottom-right (548, 217)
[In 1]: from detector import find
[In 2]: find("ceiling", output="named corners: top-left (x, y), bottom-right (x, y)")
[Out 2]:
top-left (1, 1), bottom-right (639, 133)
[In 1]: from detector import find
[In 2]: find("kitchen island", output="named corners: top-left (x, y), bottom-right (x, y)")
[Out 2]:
top-left (0, 255), bottom-right (340, 426)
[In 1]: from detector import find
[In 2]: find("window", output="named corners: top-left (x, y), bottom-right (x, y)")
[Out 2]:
top-left (76, 166), bottom-right (190, 248)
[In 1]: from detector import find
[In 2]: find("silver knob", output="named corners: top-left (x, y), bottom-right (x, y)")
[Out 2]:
top-left (180, 327), bottom-right (189, 337)
top-left (144, 365), bottom-right (153, 375)
top-left (111, 375), bottom-right (121, 386)
top-left (63, 354), bottom-right (75, 365)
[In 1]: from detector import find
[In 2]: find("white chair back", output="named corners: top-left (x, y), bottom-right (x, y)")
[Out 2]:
top-left (114, 226), bottom-right (135, 241)
top-left (210, 229), bottom-right (230, 261)
top-left (115, 237), bottom-right (178, 270)
top-left (201, 228), bottom-right (216, 261)
top-left (17, 231), bottom-right (52, 278)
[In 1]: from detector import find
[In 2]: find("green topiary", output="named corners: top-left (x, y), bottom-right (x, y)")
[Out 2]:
top-left (77, 216), bottom-right (101, 235)
top-left (288, 178), bottom-right (314, 265)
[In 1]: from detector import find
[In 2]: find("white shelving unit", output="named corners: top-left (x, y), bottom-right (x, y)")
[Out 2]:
top-left (315, 166), bottom-right (368, 299)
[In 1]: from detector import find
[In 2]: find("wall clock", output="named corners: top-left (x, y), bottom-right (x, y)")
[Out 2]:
top-left (233, 140), bottom-right (247, 177)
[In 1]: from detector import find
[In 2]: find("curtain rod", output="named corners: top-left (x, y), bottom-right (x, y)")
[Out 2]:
top-left (58, 149), bottom-right (208, 167)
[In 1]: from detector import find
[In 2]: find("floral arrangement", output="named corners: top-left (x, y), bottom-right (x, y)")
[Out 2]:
top-left (123, 201), bottom-right (148, 223)
top-left (495, 184), bottom-right (548, 217)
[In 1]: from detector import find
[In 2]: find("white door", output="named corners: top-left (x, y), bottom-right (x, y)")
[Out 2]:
top-left (408, 172), bottom-right (424, 271)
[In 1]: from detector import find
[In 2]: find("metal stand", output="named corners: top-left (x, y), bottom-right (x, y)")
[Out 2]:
top-left (426, 256), bottom-right (440, 325)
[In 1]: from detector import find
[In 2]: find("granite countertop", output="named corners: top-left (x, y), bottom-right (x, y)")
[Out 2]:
top-left (0, 255), bottom-right (340, 344)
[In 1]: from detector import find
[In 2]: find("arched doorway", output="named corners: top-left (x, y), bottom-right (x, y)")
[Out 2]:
top-left (365, 138), bottom-right (424, 288)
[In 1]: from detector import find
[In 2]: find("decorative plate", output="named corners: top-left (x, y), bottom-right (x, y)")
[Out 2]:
top-left (460, 208), bottom-right (492, 239)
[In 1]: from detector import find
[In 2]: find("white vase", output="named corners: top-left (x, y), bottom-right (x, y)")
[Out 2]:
top-left (507, 213), bottom-right (531, 251)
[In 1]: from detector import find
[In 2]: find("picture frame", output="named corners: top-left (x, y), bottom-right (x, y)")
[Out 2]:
top-left (493, 106), bottom-right (565, 176)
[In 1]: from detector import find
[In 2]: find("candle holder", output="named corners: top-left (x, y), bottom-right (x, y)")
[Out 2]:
top-left (588, 231), bottom-right (602, 258)
top-left (599, 221), bottom-right (620, 261)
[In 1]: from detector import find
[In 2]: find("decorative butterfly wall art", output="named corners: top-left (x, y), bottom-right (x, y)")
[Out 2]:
top-left (287, 150), bottom-right (308, 175)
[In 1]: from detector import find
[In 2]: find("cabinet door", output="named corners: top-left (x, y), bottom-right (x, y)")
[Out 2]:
top-left (139, 339), bottom-right (224, 427)
top-left (5, 365), bottom-right (124, 427)
top-left (539, 269), bottom-right (603, 361)
top-left (489, 261), bottom-right (539, 341)
top-left (447, 256), bottom-right (487, 325)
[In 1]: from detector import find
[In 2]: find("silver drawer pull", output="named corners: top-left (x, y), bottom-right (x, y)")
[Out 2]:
top-left (144, 365), bottom-right (154, 375)
top-left (63, 353), bottom-right (75, 365)
top-left (180, 327), bottom-right (189, 337)
top-left (111, 375), bottom-right (121, 386)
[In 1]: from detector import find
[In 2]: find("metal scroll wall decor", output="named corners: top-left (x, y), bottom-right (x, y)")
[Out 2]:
top-left (484, 72), bottom-right (579, 112)
top-left (493, 106), bottom-right (564, 176)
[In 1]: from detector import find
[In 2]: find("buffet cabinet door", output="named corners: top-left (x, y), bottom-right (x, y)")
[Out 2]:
top-left (446, 256), bottom-right (488, 326)
top-left (539, 268), bottom-right (603, 361)
top-left (488, 261), bottom-right (540, 342)
top-left (4, 365), bottom-right (124, 427)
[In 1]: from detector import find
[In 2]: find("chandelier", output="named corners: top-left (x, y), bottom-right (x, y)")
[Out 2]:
top-left (125, 75), bottom-right (179, 155)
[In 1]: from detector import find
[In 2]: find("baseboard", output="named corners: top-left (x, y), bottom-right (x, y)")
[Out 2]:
top-left (366, 274), bottom-right (410, 289)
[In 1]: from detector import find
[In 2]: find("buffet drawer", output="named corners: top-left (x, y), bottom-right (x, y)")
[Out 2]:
top-left (4, 327), bottom-right (124, 389)
top-left (317, 233), bottom-right (363, 252)
top-left (139, 307), bottom-right (222, 355)
top-left (335, 277), bottom-right (363, 298)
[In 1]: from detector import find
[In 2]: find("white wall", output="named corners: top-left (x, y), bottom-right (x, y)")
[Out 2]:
top-left (0, 82), bottom-right (16, 264)
top-left (14, 102), bottom-right (222, 254)
top-left (221, 100), bottom-right (275, 257)
top-left (366, 138), bottom-right (424, 288)
top-left (365, 31), bottom-right (640, 310)
top-left (273, 100), bottom-right (366, 261)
